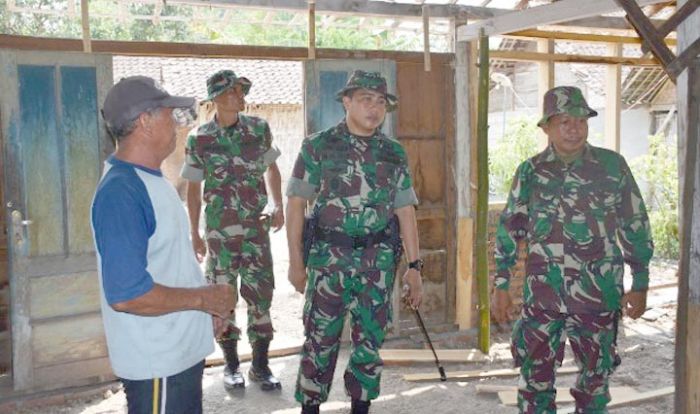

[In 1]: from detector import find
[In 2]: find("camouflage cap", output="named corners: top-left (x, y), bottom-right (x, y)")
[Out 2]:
top-left (537, 86), bottom-right (597, 127)
top-left (336, 70), bottom-right (398, 112)
top-left (205, 69), bottom-right (252, 101)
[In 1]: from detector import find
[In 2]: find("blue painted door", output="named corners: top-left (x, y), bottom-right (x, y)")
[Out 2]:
top-left (304, 59), bottom-right (397, 136)
top-left (0, 51), bottom-right (113, 392)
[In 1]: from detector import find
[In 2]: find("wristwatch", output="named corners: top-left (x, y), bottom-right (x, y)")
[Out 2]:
top-left (408, 259), bottom-right (424, 272)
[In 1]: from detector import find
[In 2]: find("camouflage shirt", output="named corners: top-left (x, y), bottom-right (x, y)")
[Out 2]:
top-left (182, 114), bottom-right (280, 233)
top-left (494, 144), bottom-right (654, 313)
top-left (286, 121), bottom-right (418, 236)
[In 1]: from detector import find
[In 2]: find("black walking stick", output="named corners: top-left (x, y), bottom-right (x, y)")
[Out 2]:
top-left (413, 307), bottom-right (447, 382)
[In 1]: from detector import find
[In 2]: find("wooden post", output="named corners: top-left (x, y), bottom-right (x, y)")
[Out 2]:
top-left (604, 43), bottom-right (622, 152)
top-left (537, 39), bottom-right (554, 149)
top-left (454, 17), bottom-right (474, 329)
top-left (308, 0), bottom-right (315, 59)
top-left (80, 0), bottom-right (91, 53)
top-left (476, 30), bottom-right (490, 353)
top-left (675, 1), bottom-right (700, 411)
top-left (422, 5), bottom-right (431, 72)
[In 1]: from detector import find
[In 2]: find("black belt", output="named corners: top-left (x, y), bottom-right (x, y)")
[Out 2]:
top-left (314, 227), bottom-right (392, 249)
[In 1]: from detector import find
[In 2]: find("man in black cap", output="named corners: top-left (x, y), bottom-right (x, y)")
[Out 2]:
top-left (92, 76), bottom-right (234, 414)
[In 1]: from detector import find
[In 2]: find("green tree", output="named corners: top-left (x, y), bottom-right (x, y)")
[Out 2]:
top-left (630, 134), bottom-right (679, 260)
top-left (489, 115), bottom-right (541, 199)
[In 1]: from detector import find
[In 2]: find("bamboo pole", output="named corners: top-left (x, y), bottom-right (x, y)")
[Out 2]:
top-left (476, 29), bottom-right (490, 353)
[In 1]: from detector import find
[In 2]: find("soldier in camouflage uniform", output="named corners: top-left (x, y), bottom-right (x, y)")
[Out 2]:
top-left (493, 86), bottom-right (654, 414)
top-left (286, 70), bottom-right (424, 414)
top-left (181, 69), bottom-right (284, 391)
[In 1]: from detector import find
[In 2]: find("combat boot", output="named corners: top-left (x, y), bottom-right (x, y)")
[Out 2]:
top-left (301, 404), bottom-right (320, 414)
top-left (220, 340), bottom-right (245, 390)
top-left (248, 338), bottom-right (282, 391)
top-left (351, 399), bottom-right (371, 414)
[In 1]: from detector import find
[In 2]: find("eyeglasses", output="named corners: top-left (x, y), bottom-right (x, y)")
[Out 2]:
top-left (172, 107), bottom-right (196, 126)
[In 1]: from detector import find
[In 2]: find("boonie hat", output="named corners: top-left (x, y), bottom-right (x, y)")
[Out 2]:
top-left (102, 76), bottom-right (194, 130)
top-left (336, 70), bottom-right (398, 112)
top-left (537, 86), bottom-right (597, 127)
top-left (205, 69), bottom-right (252, 101)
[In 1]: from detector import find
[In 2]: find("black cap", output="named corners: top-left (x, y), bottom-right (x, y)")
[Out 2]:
top-left (102, 76), bottom-right (195, 130)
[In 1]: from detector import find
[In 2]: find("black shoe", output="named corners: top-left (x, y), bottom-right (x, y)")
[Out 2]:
top-left (351, 399), bottom-right (371, 414)
top-left (250, 338), bottom-right (282, 391)
top-left (301, 404), bottom-right (320, 414)
top-left (223, 365), bottom-right (246, 389)
top-left (248, 365), bottom-right (281, 391)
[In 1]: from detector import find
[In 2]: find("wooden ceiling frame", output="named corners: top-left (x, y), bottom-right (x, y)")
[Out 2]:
top-left (616, 0), bottom-right (700, 82)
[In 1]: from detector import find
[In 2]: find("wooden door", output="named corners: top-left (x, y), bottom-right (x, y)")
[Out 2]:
top-left (0, 50), bottom-right (113, 392)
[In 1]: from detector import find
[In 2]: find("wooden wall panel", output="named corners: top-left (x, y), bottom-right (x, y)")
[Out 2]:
top-left (402, 139), bottom-right (445, 205)
top-left (32, 313), bottom-right (106, 367)
top-left (396, 58), bottom-right (455, 326)
top-left (29, 271), bottom-right (100, 319)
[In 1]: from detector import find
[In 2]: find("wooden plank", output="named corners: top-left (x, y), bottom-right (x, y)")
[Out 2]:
top-left (616, 0), bottom-right (677, 79)
top-left (402, 139), bottom-right (445, 205)
top-left (0, 34), bottom-right (454, 64)
top-left (456, 218), bottom-right (473, 329)
top-left (490, 50), bottom-right (660, 66)
top-left (457, 0), bottom-right (670, 41)
top-left (397, 62), bottom-right (446, 138)
top-left (307, 0), bottom-right (315, 59)
top-left (537, 38), bottom-right (554, 149)
top-left (206, 345), bottom-right (301, 367)
top-left (32, 313), bottom-right (107, 367)
top-left (655, 0), bottom-right (700, 39)
top-left (170, 0), bottom-right (512, 20)
top-left (33, 357), bottom-right (114, 390)
top-left (80, 0), bottom-right (91, 53)
top-left (404, 365), bottom-right (578, 383)
top-left (604, 43), bottom-right (622, 152)
top-left (506, 29), bottom-right (677, 46)
top-left (500, 386), bottom-right (636, 406)
top-left (422, 5), bottom-right (431, 72)
top-left (668, 37), bottom-right (700, 78)
top-left (29, 271), bottom-right (100, 319)
top-left (380, 349), bottom-right (489, 365)
top-left (558, 386), bottom-right (674, 413)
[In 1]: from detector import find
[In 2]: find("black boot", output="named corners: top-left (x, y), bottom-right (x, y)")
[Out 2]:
top-left (351, 399), bottom-right (371, 414)
top-left (220, 340), bottom-right (245, 390)
top-left (248, 338), bottom-right (282, 391)
top-left (301, 404), bottom-right (320, 414)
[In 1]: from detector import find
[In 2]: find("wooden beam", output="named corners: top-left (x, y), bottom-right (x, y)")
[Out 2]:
top-left (380, 349), bottom-right (490, 365)
top-left (0, 34), bottom-right (454, 63)
top-left (537, 39), bottom-right (554, 150)
top-left (655, 0), bottom-right (699, 39)
top-left (506, 29), bottom-right (677, 46)
top-left (170, 0), bottom-right (512, 20)
top-left (457, 0), bottom-right (671, 41)
top-left (490, 50), bottom-right (660, 66)
top-left (502, 387), bottom-right (637, 407)
top-left (404, 365), bottom-right (578, 383)
top-left (422, 5), bottom-right (431, 71)
top-left (667, 37), bottom-right (700, 78)
top-left (605, 43), bottom-right (622, 152)
top-left (560, 386), bottom-right (674, 413)
top-left (550, 15), bottom-right (667, 31)
top-left (308, 0), bottom-right (315, 59)
top-left (80, 0), bottom-right (91, 53)
top-left (616, 0), bottom-right (678, 81)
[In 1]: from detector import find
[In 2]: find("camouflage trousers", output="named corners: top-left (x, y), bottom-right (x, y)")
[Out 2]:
top-left (206, 225), bottom-right (275, 343)
top-left (295, 244), bottom-right (396, 405)
top-left (512, 307), bottom-right (621, 414)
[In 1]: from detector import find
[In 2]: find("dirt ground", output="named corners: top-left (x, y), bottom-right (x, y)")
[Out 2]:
top-left (17, 231), bottom-right (678, 414)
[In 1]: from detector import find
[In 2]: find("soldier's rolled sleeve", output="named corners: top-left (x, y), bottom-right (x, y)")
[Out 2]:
top-left (286, 137), bottom-right (320, 200)
top-left (393, 187), bottom-right (418, 208)
top-left (262, 146), bottom-right (281, 167)
top-left (181, 129), bottom-right (204, 182)
top-left (181, 164), bottom-right (204, 182)
top-left (494, 162), bottom-right (531, 291)
top-left (286, 177), bottom-right (317, 200)
top-left (616, 160), bottom-right (654, 292)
